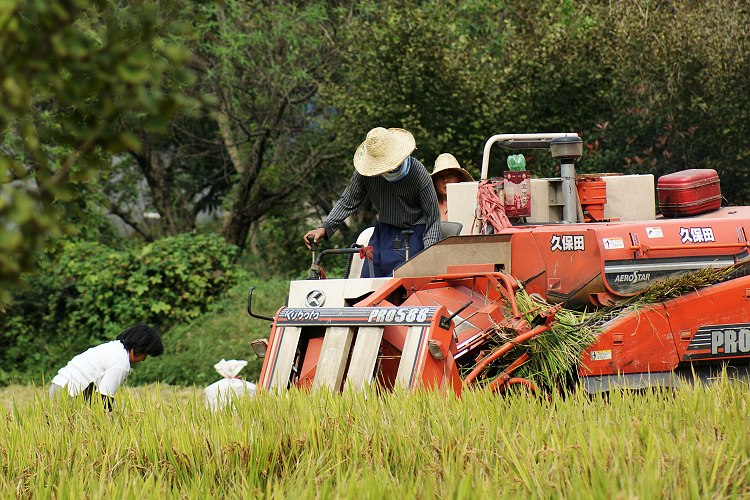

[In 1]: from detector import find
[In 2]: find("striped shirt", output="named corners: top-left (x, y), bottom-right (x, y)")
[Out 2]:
top-left (322, 157), bottom-right (441, 248)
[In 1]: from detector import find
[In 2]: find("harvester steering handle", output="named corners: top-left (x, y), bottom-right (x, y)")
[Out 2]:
top-left (312, 247), bottom-right (375, 278)
top-left (306, 235), bottom-right (377, 278)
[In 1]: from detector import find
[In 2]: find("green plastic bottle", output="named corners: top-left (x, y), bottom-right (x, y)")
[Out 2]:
top-left (507, 154), bottom-right (526, 171)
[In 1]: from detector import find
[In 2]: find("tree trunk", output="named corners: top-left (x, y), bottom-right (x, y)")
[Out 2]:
top-left (130, 134), bottom-right (185, 237)
top-left (224, 169), bottom-right (254, 248)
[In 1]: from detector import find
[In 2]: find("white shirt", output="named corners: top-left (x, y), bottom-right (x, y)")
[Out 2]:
top-left (51, 340), bottom-right (132, 397)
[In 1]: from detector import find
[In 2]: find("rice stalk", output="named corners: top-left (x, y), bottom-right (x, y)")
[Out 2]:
top-left (586, 265), bottom-right (739, 331)
top-left (1, 381), bottom-right (748, 497)
top-left (509, 288), bottom-right (598, 390)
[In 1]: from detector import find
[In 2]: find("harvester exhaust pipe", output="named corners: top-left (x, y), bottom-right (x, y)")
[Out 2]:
top-left (550, 136), bottom-right (583, 223)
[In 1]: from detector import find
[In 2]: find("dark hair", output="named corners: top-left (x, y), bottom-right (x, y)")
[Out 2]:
top-left (116, 324), bottom-right (164, 357)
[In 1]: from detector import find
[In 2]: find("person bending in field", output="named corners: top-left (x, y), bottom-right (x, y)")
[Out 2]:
top-left (49, 324), bottom-right (163, 411)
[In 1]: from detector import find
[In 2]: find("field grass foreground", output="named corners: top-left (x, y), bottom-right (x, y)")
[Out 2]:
top-left (1, 381), bottom-right (748, 498)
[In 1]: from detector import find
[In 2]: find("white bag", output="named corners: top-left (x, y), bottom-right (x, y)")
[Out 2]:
top-left (204, 359), bottom-right (256, 411)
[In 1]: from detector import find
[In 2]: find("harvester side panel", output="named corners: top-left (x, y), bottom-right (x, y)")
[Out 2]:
top-left (580, 304), bottom-right (679, 376)
top-left (580, 273), bottom-right (750, 378)
top-left (505, 232), bottom-right (546, 298)
top-left (519, 229), bottom-right (603, 307)
top-left (666, 274), bottom-right (750, 362)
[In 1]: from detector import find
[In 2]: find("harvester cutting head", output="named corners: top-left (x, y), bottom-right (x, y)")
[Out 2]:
top-left (254, 269), bottom-right (562, 395)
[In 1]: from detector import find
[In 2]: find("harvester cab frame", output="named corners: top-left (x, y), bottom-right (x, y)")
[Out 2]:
top-left (248, 132), bottom-right (750, 395)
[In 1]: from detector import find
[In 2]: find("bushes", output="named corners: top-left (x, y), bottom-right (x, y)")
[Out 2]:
top-left (128, 274), bottom-right (290, 386)
top-left (0, 233), bottom-right (238, 384)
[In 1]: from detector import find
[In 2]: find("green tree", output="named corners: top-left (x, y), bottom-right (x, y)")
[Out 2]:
top-left (324, 0), bottom-right (613, 179)
top-left (192, 0), bottom-right (348, 250)
top-left (0, 0), bottom-right (196, 303)
top-left (587, 0), bottom-right (750, 204)
top-left (104, 114), bottom-right (232, 240)
top-left (0, 233), bottom-right (238, 383)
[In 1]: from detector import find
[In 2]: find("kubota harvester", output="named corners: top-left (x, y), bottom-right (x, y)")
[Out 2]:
top-left (248, 133), bottom-right (750, 395)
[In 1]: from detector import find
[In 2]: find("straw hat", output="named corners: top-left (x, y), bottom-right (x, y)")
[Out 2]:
top-left (431, 153), bottom-right (474, 182)
top-left (353, 127), bottom-right (416, 176)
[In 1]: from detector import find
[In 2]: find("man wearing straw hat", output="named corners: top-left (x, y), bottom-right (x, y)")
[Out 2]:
top-left (431, 153), bottom-right (474, 221)
top-left (303, 127), bottom-right (440, 277)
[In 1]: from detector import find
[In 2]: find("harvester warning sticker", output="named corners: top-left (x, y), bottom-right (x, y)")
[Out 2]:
top-left (602, 237), bottom-right (625, 250)
top-left (645, 227), bottom-right (663, 238)
top-left (680, 227), bottom-right (716, 244)
top-left (550, 234), bottom-right (585, 252)
top-left (590, 350), bottom-right (612, 361)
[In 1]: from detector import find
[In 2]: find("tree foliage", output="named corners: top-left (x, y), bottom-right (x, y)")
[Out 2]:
top-left (0, 233), bottom-right (237, 384)
top-left (323, 0), bottom-right (613, 179)
top-left (188, 0), bottom-right (349, 249)
top-left (104, 114), bottom-right (233, 240)
top-left (585, 0), bottom-right (750, 202)
top-left (0, 0), bottom-right (197, 302)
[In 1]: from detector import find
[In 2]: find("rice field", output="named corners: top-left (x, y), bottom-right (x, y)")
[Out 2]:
top-left (1, 380), bottom-right (748, 499)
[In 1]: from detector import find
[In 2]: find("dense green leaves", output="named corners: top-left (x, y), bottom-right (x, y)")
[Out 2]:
top-left (0, 233), bottom-right (237, 384)
top-left (586, 0), bottom-right (750, 202)
top-left (192, 0), bottom-right (346, 248)
top-left (0, 0), bottom-right (197, 302)
top-left (324, 0), bottom-right (613, 178)
top-left (128, 273), bottom-right (290, 386)
top-left (322, 0), bottom-right (750, 189)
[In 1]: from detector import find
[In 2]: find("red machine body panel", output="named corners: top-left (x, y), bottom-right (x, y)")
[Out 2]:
top-left (510, 228), bottom-right (602, 306)
top-left (580, 273), bottom-right (750, 377)
top-left (580, 303), bottom-right (679, 376)
top-left (658, 168), bottom-right (721, 217)
top-left (665, 274), bottom-right (750, 363)
top-left (504, 207), bottom-right (750, 306)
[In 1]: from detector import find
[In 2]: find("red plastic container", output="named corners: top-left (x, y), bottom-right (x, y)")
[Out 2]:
top-left (577, 176), bottom-right (607, 222)
top-left (657, 169), bottom-right (721, 217)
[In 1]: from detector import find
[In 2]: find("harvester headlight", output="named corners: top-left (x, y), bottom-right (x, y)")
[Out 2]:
top-left (251, 338), bottom-right (268, 359)
top-left (428, 340), bottom-right (445, 360)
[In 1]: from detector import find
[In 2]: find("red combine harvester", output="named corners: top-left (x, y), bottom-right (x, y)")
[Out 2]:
top-left (248, 133), bottom-right (750, 395)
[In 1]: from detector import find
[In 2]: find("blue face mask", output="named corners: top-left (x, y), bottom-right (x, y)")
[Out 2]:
top-left (382, 157), bottom-right (411, 182)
